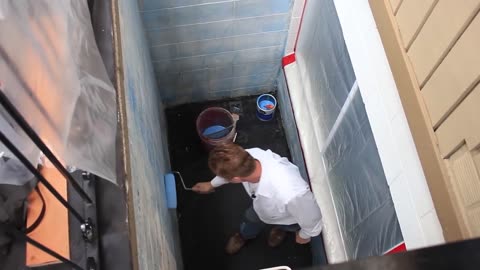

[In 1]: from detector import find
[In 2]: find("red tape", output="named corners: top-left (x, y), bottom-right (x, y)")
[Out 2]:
top-left (282, 53), bottom-right (296, 67)
top-left (386, 243), bottom-right (406, 254)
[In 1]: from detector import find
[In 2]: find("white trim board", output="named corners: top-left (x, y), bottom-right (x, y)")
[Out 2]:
top-left (331, 0), bottom-right (444, 249)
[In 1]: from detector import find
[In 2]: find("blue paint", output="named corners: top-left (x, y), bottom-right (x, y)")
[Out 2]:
top-left (203, 125), bottom-right (229, 139)
top-left (259, 100), bottom-right (275, 110)
top-left (142, 2), bottom-right (234, 29)
top-left (164, 173), bottom-right (177, 209)
top-left (151, 31), bottom-right (286, 60)
top-left (146, 15), bottom-right (290, 47)
top-left (119, 0), bottom-right (182, 267)
top-left (235, 0), bottom-right (292, 18)
top-left (141, 0), bottom-right (219, 10)
top-left (141, 0), bottom-right (293, 105)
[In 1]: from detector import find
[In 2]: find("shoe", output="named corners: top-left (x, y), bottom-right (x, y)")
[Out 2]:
top-left (225, 233), bottom-right (246, 255)
top-left (268, 227), bottom-right (286, 247)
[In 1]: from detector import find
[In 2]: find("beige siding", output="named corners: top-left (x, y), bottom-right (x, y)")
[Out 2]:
top-left (408, 0), bottom-right (480, 86)
top-left (447, 145), bottom-right (480, 237)
top-left (435, 84), bottom-right (480, 158)
top-left (421, 13), bottom-right (480, 128)
top-left (372, 0), bottom-right (480, 240)
top-left (389, 0), bottom-right (403, 14)
top-left (395, 0), bottom-right (438, 48)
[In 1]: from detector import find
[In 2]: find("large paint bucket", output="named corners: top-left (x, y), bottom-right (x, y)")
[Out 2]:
top-left (256, 94), bottom-right (277, 121)
top-left (196, 107), bottom-right (236, 150)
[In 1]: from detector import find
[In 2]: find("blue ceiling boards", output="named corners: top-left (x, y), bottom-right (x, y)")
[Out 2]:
top-left (138, 0), bottom-right (294, 105)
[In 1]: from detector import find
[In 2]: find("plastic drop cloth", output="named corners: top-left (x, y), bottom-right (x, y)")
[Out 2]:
top-left (292, 0), bottom-right (403, 260)
top-left (0, 0), bottom-right (117, 184)
top-left (323, 89), bottom-right (403, 258)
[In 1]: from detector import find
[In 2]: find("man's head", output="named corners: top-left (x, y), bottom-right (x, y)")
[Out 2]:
top-left (208, 143), bottom-right (256, 183)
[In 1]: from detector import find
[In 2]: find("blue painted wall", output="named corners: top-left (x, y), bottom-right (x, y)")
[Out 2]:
top-left (138, 0), bottom-right (294, 105)
top-left (118, 0), bottom-right (182, 269)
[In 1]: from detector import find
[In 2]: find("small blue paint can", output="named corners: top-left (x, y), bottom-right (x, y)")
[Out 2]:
top-left (256, 94), bottom-right (277, 121)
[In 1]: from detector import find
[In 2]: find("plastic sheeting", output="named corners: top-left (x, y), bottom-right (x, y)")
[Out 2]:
top-left (323, 87), bottom-right (403, 258)
top-left (0, 0), bottom-right (117, 184)
top-left (287, 0), bottom-right (403, 261)
top-left (295, 0), bottom-right (356, 148)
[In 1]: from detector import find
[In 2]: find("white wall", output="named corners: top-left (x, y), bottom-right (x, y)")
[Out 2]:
top-left (283, 0), bottom-right (447, 261)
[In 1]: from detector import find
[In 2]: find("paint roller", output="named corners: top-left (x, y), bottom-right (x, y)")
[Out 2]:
top-left (164, 171), bottom-right (192, 209)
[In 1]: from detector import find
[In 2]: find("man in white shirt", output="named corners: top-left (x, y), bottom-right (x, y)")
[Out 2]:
top-left (192, 143), bottom-right (323, 255)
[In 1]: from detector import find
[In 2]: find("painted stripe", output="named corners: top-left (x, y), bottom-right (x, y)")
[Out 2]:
top-left (282, 53), bottom-right (296, 67)
top-left (294, 0), bottom-right (308, 51)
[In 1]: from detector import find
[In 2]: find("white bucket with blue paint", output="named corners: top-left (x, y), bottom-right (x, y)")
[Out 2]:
top-left (256, 94), bottom-right (277, 121)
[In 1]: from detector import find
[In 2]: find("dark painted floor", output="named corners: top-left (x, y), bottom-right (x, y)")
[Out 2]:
top-left (166, 95), bottom-right (313, 270)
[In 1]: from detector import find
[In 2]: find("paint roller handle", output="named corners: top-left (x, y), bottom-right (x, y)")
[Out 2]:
top-left (172, 171), bottom-right (193, 191)
top-left (192, 182), bottom-right (215, 194)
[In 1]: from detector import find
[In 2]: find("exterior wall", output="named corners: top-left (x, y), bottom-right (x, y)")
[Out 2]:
top-left (369, 0), bottom-right (480, 241)
top-left (116, 0), bottom-right (182, 269)
top-left (138, 0), bottom-right (295, 105)
top-left (390, 0), bottom-right (480, 239)
top-left (332, 0), bottom-right (445, 249)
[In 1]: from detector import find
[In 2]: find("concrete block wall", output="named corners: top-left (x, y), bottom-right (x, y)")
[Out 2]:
top-left (138, 0), bottom-right (295, 105)
top-left (118, 0), bottom-right (182, 269)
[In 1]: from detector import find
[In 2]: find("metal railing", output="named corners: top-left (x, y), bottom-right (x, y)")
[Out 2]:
top-left (0, 88), bottom-right (95, 270)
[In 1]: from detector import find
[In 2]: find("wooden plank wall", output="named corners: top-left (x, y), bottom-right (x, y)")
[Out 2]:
top-left (387, 0), bottom-right (480, 238)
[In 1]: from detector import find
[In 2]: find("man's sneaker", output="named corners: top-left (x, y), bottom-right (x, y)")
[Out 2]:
top-left (268, 227), bottom-right (286, 247)
top-left (225, 233), bottom-right (246, 255)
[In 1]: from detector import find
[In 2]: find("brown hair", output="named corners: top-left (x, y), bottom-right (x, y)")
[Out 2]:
top-left (208, 143), bottom-right (256, 180)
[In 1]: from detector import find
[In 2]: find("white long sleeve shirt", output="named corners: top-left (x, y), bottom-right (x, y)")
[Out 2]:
top-left (211, 148), bottom-right (323, 239)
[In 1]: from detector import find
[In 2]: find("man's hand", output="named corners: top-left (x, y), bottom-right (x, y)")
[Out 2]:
top-left (295, 231), bottom-right (311, 244)
top-left (192, 182), bottom-right (215, 194)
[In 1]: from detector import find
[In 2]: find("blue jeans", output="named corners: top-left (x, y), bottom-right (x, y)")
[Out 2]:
top-left (239, 206), bottom-right (300, 239)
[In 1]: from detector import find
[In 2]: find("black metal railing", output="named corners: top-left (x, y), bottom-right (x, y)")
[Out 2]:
top-left (0, 88), bottom-right (96, 270)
